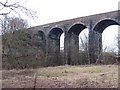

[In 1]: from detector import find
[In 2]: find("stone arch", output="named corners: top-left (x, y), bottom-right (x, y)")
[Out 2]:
top-left (47, 27), bottom-right (64, 66)
top-left (68, 24), bottom-right (87, 35)
top-left (93, 19), bottom-right (119, 33)
top-left (31, 30), bottom-right (46, 64)
top-left (67, 23), bottom-right (87, 65)
top-left (37, 31), bottom-right (46, 40)
top-left (33, 31), bottom-right (46, 52)
top-left (92, 19), bottom-right (120, 63)
top-left (48, 27), bottom-right (63, 39)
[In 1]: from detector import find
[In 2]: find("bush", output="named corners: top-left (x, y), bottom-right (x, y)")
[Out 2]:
top-left (2, 29), bottom-right (46, 69)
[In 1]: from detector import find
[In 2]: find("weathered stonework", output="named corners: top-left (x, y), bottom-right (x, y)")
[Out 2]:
top-left (27, 10), bottom-right (120, 64)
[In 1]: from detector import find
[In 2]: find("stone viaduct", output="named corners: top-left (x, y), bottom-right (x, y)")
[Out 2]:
top-left (27, 10), bottom-right (120, 65)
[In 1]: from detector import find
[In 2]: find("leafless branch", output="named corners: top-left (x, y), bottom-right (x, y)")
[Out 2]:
top-left (0, 0), bottom-right (37, 19)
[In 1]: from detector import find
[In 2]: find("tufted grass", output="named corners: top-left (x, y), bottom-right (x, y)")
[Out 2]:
top-left (2, 64), bottom-right (118, 88)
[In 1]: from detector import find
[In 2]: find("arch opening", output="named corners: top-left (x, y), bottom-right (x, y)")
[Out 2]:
top-left (79, 28), bottom-right (89, 64)
top-left (68, 24), bottom-right (87, 35)
top-left (79, 28), bottom-right (89, 51)
top-left (37, 31), bottom-right (45, 40)
top-left (94, 19), bottom-right (119, 33)
top-left (102, 25), bottom-right (118, 53)
top-left (60, 33), bottom-right (64, 51)
top-left (48, 27), bottom-right (64, 52)
top-left (67, 24), bottom-right (87, 65)
top-left (93, 19), bottom-right (119, 64)
top-left (33, 31), bottom-right (46, 51)
top-left (49, 28), bottom-right (63, 39)
top-left (32, 31), bottom-right (46, 63)
top-left (47, 27), bottom-right (64, 66)
top-left (102, 25), bottom-right (119, 64)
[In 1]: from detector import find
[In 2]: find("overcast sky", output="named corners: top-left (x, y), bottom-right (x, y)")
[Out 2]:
top-left (24, 0), bottom-right (119, 26)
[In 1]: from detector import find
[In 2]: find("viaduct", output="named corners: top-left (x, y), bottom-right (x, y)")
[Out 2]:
top-left (27, 10), bottom-right (120, 65)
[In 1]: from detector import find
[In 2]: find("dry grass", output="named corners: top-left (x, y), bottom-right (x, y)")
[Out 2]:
top-left (2, 65), bottom-right (118, 88)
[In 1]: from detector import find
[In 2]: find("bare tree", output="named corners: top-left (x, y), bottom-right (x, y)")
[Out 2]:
top-left (0, 16), bottom-right (28, 34)
top-left (7, 17), bottom-right (28, 31)
top-left (79, 32), bottom-right (90, 64)
top-left (79, 33), bottom-right (88, 52)
top-left (0, 0), bottom-right (37, 18)
top-left (117, 35), bottom-right (120, 55)
top-left (98, 35), bottom-right (119, 64)
top-left (2, 16), bottom-right (28, 57)
top-left (0, 15), bottom-right (7, 34)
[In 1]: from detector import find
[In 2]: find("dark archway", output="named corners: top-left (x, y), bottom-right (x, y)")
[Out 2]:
top-left (49, 28), bottom-right (63, 39)
top-left (32, 31), bottom-right (46, 66)
top-left (92, 19), bottom-right (120, 63)
top-left (94, 19), bottom-right (119, 33)
top-left (68, 24), bottom-right (87, 35)
top-left (68, 24), bottom-right (87, 65)
top-left (33, 31), bottom-right (46, 52)
top-left (38, 31), bottom-right (46, 40)
top-left (47, 28), bottom-right (63, 66)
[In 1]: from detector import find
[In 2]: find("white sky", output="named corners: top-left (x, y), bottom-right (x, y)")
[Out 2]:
top-left (22, 0), bottom-right (119, 26)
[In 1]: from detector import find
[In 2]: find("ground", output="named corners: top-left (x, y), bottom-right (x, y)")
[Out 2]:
top-left (2, 65), bottom-right (118, 88)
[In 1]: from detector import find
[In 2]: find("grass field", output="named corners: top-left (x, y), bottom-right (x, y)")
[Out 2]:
top-left (2, 65), bottom-right (118, 88)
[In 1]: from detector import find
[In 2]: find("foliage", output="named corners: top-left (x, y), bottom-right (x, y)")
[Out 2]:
top-left (2, 29), bottom-right (46, 69)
